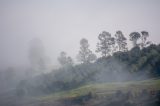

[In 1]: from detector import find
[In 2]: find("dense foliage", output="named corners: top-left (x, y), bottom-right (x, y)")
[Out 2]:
top-left (17, 44), bottom-right (160, 96)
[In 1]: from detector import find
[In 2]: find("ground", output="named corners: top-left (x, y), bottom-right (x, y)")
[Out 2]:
top-left (1, 78), bottom-right (160, 106)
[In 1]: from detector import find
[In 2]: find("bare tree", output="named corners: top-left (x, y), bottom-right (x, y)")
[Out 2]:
top-left (96, 31), bottom-right (115, 57)
top-left (77, 38), bottom-right (96, 63)
top-left (115, 31), bottom-right (128, 52)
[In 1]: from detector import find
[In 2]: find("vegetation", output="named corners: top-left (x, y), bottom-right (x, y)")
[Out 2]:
top-left (96, 31), bottom-right (115, 56)
top-left (77, 38), bottom-right (96, 63)
top-left (0, 30), bottom-right (160, 106)
top-left (39, 78), bottom-right (160, 100)
top-left (58, 51), bottom-right (73, 67)
top-left (16, 30), bottom-right (160, 97)
top-left (115, 31), bottom-right (128, 52)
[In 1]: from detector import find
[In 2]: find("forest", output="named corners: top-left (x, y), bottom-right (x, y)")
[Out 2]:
top-left (14, 30), bottom-right (160, 95)
top-left (1, 0), bottom-right (160, 106)
top-left (0, 30), bottom-right (158, 106)
top-left (0, 30), bottom-right (160, 106)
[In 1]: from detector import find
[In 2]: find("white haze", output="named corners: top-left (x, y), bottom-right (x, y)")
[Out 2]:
top-left (0, 0), bottom-right (160, 70)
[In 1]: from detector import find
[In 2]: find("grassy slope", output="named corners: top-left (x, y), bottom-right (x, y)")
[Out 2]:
top-left (38, 78), bottom-right (160, 101)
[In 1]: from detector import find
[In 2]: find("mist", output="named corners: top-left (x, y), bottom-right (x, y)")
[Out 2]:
top-left (1, 0), bottom-right (160, 70)
top-left (0, 0), bottom-right (160, 106)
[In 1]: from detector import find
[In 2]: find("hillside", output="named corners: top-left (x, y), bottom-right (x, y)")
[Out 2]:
top-left (1, 78), bottom-right (160, 106)
top-left (14, 44), bottom-right (160, 97)
top-left (39, 78), bottom-right (160, 100)
top-left (29, 78), bottom-right (160, 106)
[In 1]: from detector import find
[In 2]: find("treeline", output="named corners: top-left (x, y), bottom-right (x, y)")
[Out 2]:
top-left (16, 30), bottom-right (160, 96)
top-left (58, 30), bottom-right (151, 66)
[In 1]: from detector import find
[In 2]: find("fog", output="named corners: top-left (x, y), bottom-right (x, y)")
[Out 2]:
top-left (0, 0), bottom-right (160, 70)
top-left (1, 1), bottom-right (160, 106)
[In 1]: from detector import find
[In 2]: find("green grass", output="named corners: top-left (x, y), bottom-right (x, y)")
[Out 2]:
top-left (38, 78), bottom-right (160, 101)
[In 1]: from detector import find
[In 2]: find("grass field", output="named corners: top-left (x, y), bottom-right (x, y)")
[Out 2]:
top-left (38, 78), bottom-right (160, 101)
top-left (1, 78), bottom-right (160, 106)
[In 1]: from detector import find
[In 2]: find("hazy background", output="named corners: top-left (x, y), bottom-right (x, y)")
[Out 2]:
top-left (0, 0), bottom-right (160, 70)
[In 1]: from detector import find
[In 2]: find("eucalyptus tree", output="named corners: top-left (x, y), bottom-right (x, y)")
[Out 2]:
top-left (77, 38), bottom-right (97, 63)
top-left (140, 31), bottom-right (151, 48)
top-left (58, 51), bottom-right (73, 67)
top-left (96, 31), bottom-right (115, 57)
top-left (115, 31), bottom-right (128, 52)
top-left (129, 32), bottom-right (141, 47)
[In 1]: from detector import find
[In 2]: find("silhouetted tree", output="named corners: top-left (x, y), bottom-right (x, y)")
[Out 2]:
top-left (140, 31), bottom-right (151, 48)
top-left (58, 51), bottom-right (73, 67)
top-left (115, 30), bottom-right (128, 52)
top-left (129, 32), bottom-right (141, 47)
top-left (77, 38), bottom-right (96, 63)
top-left (96, 31), bottom-right (115, 57)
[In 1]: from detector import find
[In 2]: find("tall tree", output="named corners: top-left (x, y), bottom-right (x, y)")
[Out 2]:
top-left (77, 38), bottom-right (96, 63)
top-left (115, 31), bottom-right (128, 52)
top-left (28, 38), bottom-right (48, 73)
top-left (140, 31), bottom-right (151, 48)
top-left (96, 31), bottom-right (115, 57)
top-left (129, 32), bottom-right (141, 47)
top-left (58, 51), bottom-right (73, 67)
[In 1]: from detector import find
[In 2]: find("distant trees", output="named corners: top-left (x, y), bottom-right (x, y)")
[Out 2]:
top-left (129, 32), bottom-right (141, 47)
top-left (96, 31), bottom-right (115, 57)
top-left (28, 38), bottom-right (48, 73)
top-left (15, 30), bottom-right (158, 96)
top-left (56, 30), bottom-right (151, 65)
top-left (77, 38), bottom-right (96, 63)
top-left (23, 31), bottom-right (158, 94)
top-left (140, 31), bottom-right (151, 48)
top-left (56, 30), bottom-right (153, 71)
top-left (56, 30), bottom-right (152, 64)
top-left (115, 31), bottom-right (128, 52)
top-left (58, 51), bottom-right (73, 67)
top-left (129, 31), bottom-right (151, 48)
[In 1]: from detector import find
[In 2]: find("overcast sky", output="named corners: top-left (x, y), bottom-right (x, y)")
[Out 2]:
top-left (0, 0), bottom-right (160, 69)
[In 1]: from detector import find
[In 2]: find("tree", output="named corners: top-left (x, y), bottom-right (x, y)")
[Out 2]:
top-left (115, 31), bottom-right (128, 52)
top-left (58, 51), bottom-right (73, 67)
top-left (129, 46), bottom-right (141, 63)
top-left (129, 32), bottom-right (141, 47)
top-left (28, 38), bottom-right (48, 73)
top-left (140, 31), bottom-right (151, 48)
top-left (77, 38), bottom-right (96, 63)
top-left (67, 57), bottom-right (74, 66)
top-left (96, 31), bottom-right (115, 57)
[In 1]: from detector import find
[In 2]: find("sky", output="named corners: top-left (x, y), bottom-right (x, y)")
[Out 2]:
top-left (0, 0), bottom-right (160, 69)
